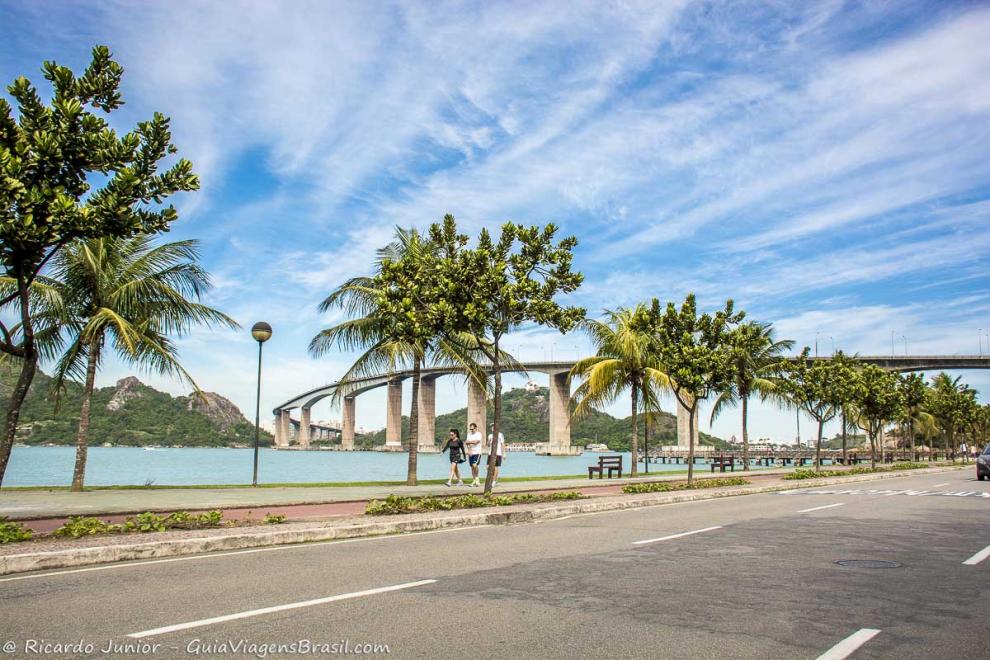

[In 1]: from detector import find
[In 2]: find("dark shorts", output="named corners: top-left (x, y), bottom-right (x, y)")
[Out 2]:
top-left (487, 455), bottom-right (503, 467)
top-left (469, 454), bottom-right (481, 466)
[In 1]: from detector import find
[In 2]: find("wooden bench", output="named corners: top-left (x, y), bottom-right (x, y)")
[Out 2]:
top-left (710, 455), bottom-right (735, 473)
top-left (588, 455), bottom-right (623, 479)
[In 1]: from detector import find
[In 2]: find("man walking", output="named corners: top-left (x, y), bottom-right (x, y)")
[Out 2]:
top-left (487, 423), bottom-right (506, 487)
top-left (960, 441), bottom-right (968, 464)
top-left (466, 422), bottom-right (484, 487)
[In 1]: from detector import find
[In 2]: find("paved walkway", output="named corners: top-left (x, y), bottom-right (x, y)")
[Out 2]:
top-left (0, 469), bottom-right (785, 531)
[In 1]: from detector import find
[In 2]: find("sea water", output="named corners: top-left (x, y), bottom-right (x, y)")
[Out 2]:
top-left (1, 446), bottom-right (762, 487)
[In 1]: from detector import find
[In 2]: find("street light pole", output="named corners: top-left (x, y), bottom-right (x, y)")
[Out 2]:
top-left (251, 321), bottom-right (272, 487)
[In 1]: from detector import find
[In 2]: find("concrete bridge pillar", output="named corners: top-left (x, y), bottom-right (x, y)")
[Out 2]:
top-left (547, 371), bottom-right (573, 455)
top-left (676, 396), bottom-right (699, 448)
top-left (418, 376), bottom-right (438, 452)
top-left (277, 410), bottom-right (292, 448)
top-left (341, 396), bottom-right (356, 450)
top-left (467, 378), bottom-right (487, 448)
top-left (385, 378), bottom-right (403, 449)
top-left (298, 407), bottom-right (311, 449)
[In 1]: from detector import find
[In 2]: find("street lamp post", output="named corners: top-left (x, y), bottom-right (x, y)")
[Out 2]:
top-left (251, 321), bottom-right (272, 487)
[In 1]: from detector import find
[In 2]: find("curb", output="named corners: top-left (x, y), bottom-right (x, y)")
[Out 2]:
top-left (0, 466), bottom-right (965, 576)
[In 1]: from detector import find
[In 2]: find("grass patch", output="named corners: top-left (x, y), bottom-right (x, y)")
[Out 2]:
top-left (366, 491), bottom-right (582, 516)
top-left (622, 477), bottom-right (750, 494)
top-left (782, 462), bottom-right (932, 480)
top-left (0, 517), bottom-right (33, 544)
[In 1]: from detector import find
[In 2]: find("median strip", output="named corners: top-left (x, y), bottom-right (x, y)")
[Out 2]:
top-left (632, 526), bottom-right (722, 546)
top-left (127, 579), bottom-right (437, 638)
top-left (816, 628), bottom-right (881, 660)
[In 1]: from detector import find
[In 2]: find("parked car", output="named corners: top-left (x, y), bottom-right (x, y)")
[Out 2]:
top-left (978, 444), bottom-right (990, 481)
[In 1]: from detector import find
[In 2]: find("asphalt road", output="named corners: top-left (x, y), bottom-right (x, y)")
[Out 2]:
top-left (1, 468), bottom-right (986, 659)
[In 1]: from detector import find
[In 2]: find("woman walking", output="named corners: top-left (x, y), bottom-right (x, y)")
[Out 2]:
top-left (441, 428), bottom-right (466, 486)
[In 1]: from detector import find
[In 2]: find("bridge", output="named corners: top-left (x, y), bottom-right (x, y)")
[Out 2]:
top-left (271, 355), bottom-right (990, 452)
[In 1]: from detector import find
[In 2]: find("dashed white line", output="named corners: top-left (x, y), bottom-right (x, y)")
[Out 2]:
top-left (816, 628), bottom-right (881, 660)
top-left (932, 482), bottom-right (950, 487)
top-left (127, 579), bottom-right (436, 638)
top-left (798, 503), bottom-right (846, 513)
top-left (962, 544), bottom-right (990, 566)
top-left (632, 526), bottom-right (722, 545)
top-left (0, 526), bottom-right (484, 583)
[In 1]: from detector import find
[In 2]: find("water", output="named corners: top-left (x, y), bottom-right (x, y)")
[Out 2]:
top-left (1, 446), bottom-right (757, 487)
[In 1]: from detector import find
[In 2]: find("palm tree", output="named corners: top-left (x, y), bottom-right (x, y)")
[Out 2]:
top-left (310, 228), bottom-right (491, 486)
top-left (897, 373), bottom-right (930, 461)
top-left (710, 322), bottom-right (792, 471)
top-left (928, 373), bottom-right (975, 461)
top-left (569, 305), bottom-right (670, 476)
top-left (24, 236), bottom-right (237, 491)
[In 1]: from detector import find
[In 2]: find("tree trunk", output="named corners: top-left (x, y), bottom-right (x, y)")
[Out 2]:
top-left (406, 354), bottom-right (421, 486)
top-left (687, 398), bottom-right (696, 485)
top-left (908, 418), bottom-right (915, 462)
top-left (0, 278), bottom-right (38, 488)
top-left (945, 428), bottom-right (952, 463)
top-left (841, 410), bottom-right (847, 465)
top-left (869, 428), bottom-right (876, 469)
top-left (483, 339), bottom-right (501, 495)
top-left (644, 413), bottom-right (652, 475)
top-left (630, 381), bottom-right (639, 477)
top-left (814, 418), bottom-right (824, 472)
top-left (71, 340), bottom-right (102, 492)
top-left (741, 395), bottom-right (750, 471)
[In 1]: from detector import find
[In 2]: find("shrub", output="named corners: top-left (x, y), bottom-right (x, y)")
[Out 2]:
top-left (782, 463), bottom-right (932, 480)
top-left (0, 517), bottom-right (32, 544)
top-left (263, 513), bottom-right (286, 525)
top-left (365, 491), bottom-right (585, 516)
top-left (196, 510), bottom-right (225, 527)
top-left (123, 512), bottom-right (168, 533)
top-left (54, 516), bottom-right (120, 538)
top-left (622, 477), bottom-right (749, 494)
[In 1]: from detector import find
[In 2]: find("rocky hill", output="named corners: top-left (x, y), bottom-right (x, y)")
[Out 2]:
top-left (356, 385), bottom-right (727, 451)
top-left (1, 362), bottom-right (272, 447)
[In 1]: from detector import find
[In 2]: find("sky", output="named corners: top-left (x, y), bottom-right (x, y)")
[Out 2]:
top-left (1, 0), bottom-right (989, 444)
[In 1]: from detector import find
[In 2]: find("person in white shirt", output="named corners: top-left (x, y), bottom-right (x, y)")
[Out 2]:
top-left (487, 423), bottom-right (506, 486)
top-left (960, 441), bottom-right (968, 464)
top-left (465, 422), bottom-right (484, 487)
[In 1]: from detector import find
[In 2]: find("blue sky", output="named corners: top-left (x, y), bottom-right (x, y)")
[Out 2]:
top-left (2, 0), bottom-right (988, 443)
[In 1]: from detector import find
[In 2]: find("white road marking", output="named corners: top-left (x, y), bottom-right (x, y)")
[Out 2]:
top-left (962, 544), bottom-right (990, 566)
top-left (0, 526), bottom-right (484, 583)
top-left (932, 482), bottom-right (950, 487)
top-left (127, 579), bottom-right (436, 638)
top-left (798, 503), bottom-right (846, 513)
top-left (816, 628), bottom-right (881, 660)
top-left (632, 526), bottom-right (722, 545)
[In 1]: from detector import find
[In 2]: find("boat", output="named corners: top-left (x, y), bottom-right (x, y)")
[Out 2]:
top-left (585, 443), bottom-right (611, 452)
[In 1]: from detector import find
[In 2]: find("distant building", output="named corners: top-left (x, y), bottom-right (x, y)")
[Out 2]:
top-left (525, 379), bottom-right (540, 392)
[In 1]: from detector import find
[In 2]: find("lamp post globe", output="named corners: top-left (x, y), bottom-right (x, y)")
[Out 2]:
top-left (252, 322), bottom-right (272, 486)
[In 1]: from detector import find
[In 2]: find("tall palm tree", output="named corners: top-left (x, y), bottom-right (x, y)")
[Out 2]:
top-left (710, 322), bottom-right (792, 470)
top-left (310, 228), bottom-right (492, 486)
top-left (897, 373), bottom-right (930, 461)
top-left (569, 305), bottom-right (670, 476)
top-left (24, 236), bottom-right (237, 491)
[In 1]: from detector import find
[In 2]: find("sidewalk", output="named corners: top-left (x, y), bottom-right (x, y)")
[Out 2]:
top-left (0, 465), bottom-right (964, 577)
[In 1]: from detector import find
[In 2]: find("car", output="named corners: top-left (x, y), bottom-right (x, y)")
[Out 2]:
top-left (978, 444), bottom-right (990, 481)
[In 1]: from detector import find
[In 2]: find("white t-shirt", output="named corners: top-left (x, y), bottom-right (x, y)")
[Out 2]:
top-left (488, 432), bottom-right (505, 457)
top-left (466, 431), bottom-right (483, 455)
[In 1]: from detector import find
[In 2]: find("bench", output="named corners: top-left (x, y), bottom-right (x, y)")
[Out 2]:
top-left (588, 455), bottom-right (623, 479)
top-left (710, 455), bottom-right (735, 473)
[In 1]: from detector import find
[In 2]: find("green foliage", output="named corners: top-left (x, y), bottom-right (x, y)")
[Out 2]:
top-left (124, 511), bottom-right (167, 532)
top-left (53, 516), bottom-right (119, 538)
top-left (622, 477), bottom-right (749, 493)
top-left (0, 517), bottom-right (32, 543)
top-left (781, 349), bottom-right (855, 425)
top-left (782, 462), bottom-right (931, 480)
top-left (263, 513), bottom-right (286, 525)
top-left (1, 361), bottom-right (271, 447)
top-left (365, 490), bottom-right (583, 515)
top-left (847, 365), bottom-right (904, 465)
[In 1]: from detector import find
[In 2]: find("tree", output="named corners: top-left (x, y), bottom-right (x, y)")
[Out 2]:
top-left (314, 226), bottom-right (490, 485)
top-left (569, 305), bottom-right (670, 476)
top-left (897, 373), bottom-right (930, 461)
top-left (379, 216), bottom-right (584, 495)
top-left (927, 373), bottom-right (974, 462)
top-left (710, 321), bottom-right (792, 471)
top-left (637, 294), bottom-right (743, 484)
top-left (781, 350), bottom-right (854, 472)
top-left (0, 46), bottom-right (198, 486)
top-left (848, 365), bottom-right (903, 468)
top-left (18, 236), bottom-right (235, 490)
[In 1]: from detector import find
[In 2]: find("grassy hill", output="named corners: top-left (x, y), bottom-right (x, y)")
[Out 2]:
top-left (357, 385), bottom-right (727, 450)
top-left (1, 361), bottom-right (272, 447)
